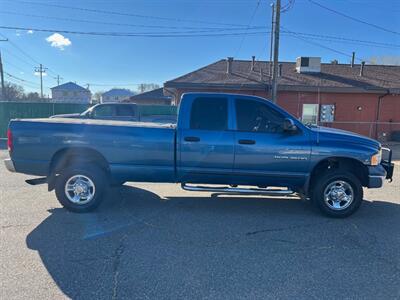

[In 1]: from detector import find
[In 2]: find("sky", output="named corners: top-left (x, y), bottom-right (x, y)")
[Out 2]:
top-left (0, 0), bottom-right (399, 96)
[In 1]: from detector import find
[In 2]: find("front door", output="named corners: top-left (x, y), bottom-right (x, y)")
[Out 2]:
top-left (233, 97), bottom-right (311, 188)
top-left (178, 96), bottom-right (234, 183)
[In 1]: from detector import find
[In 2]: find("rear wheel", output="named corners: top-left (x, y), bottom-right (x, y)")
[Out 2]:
top-left (311, 170), bottom-right (363, 218)
top-left (55, 164), bottom-right (108, 212)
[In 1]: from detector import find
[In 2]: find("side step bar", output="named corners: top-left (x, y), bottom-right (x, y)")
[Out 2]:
top-left (181, 183), bottom-right (294, 196)
top-left (25, 177), bottom-right (47, 186)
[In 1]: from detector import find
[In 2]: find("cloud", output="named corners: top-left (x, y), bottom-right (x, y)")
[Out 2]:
top-left (45, 33), bottom-right (71, 50)
top-left (27, 30), bottom-right (34, 34)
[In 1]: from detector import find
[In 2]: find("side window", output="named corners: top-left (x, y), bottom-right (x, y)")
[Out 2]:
top-left (190, 97), bottom-right (228, 131)
top-left (116, 105), bottom-right (135, 117)
top-left (93, 105), bottom-right (115, 117)
top-left (235, 99), bottom-right (284, 133)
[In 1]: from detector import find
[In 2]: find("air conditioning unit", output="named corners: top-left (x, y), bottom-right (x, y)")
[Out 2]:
top-left (296, 57), bottom-right (321, 73)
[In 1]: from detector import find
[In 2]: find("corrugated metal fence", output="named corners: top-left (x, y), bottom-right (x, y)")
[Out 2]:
top-left (0, 102), bottom-right (177, 138)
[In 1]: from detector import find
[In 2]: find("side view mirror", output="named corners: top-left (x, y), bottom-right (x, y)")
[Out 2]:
top-left (283, 118), bottom-right (297, 132)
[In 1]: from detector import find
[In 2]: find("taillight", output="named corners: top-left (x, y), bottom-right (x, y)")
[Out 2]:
top-left (7, 129), bottom-right (12, 153)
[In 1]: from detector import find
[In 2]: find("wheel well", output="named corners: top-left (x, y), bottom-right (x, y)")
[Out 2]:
top-left (49, 147), bottom-right (110, 179)
top-left (308, 157), bottom-right (368, 192)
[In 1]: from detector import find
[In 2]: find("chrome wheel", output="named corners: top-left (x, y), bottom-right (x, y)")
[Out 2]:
top-left (64, 175), bottom-right (96, 205)
top-left (324, 180), bottom-right (354, 211)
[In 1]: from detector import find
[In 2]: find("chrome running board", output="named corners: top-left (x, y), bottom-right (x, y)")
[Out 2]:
top-left (181, 183), bottom-right (294, 196)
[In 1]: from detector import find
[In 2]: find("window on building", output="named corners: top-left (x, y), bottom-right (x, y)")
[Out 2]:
top-left (235, 99), bottom-right (284, 133)
top-left (302, 104), bottom-right (319, 125)
top-left (73, 91), bottom-right (78, 97)
top-left (190, 97), bottom-right (228, 131)
top-left (62, 91), bottom-right (68, 96)
top-left (301, 57), bottom-right (309, 67)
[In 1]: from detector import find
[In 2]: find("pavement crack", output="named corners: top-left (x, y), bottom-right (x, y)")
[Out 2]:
top-left (246, 221), bottom-right (332, 236)
top-left (1, 223), bottom-right (31, 229)
top-left (112, 235), bottom-right (127, 300)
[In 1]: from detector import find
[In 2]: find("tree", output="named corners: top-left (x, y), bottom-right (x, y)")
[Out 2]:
top-left (369, 56), bottom-right (400, 65)
top-left (137, 83), bottom-right (160, 93)
top-left (92, 91), bottom-right (104, 104)
top-left (23, 92), bottom-right (41, 101)
top-left (2, 81), bottom-right (24, 100)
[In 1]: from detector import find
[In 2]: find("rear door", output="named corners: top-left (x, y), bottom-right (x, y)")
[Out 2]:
top-left (232, 97), bottom-right (311, 187)
top-left (178, 96), bottom-right (235, 183)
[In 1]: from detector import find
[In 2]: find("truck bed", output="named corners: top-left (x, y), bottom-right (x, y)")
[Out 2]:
top-left (9, 118), bottom-right (177, 182)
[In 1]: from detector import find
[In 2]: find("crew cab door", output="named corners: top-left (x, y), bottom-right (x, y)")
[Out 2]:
top-left (232, 97), bottom-right (311, 187)
top-left (177, 95), bottom-right (235, 183)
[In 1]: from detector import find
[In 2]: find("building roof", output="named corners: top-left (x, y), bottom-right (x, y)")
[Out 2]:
top-left (164, 59), bottom-right (400, 94)
top-left (127, 88), bottom-right (171, 101)
top-left (51, 81), bottom-right (88, 91)
top-left (102, 88), bottom-right (135, 97)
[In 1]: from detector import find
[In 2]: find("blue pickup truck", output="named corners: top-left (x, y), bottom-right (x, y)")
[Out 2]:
top-left (4, 93), bottom-right (394, 217)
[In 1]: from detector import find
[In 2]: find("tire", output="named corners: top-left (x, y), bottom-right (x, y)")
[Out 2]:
top-left (311, 170), bottom-right (363, 218)
top-left (55, 164), bottom-right (108, 212)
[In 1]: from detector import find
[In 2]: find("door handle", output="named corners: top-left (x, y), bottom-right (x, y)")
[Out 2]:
top-left (238, 139), bottom-right (256, 145)
top-left (184, 136), bottom-right (200, 142)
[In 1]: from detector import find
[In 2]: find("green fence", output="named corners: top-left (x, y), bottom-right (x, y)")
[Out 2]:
top-left (138, 104), bottom-right (177, 116)
top-left (0, 101), bottom-right (177, 138)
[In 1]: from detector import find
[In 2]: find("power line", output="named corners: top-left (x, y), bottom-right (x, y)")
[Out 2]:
top-left (282, 28), bottom-right (400, 80)
top-left (0, 25), bottom-right (268, 37)
top-left (5, 71), bottom-right (40, 86)
top-left (282, 30), bottom-right (400, 49)
top-left (0, 10), bottom-right (265, 32)
top-left (9, 0), bottom-right (253, 28)
top-left (0, 34), bottom-right (41, 65)
top-left (234, 0), bottom-right (262, 57)
top-left (307, 0), bottom-right (400, 36)
top-left (2, 59), bottom-right (27, 73)
top-left (0, 47), bottom-right (36, 67)
top-left (0, 32), bottom-right (63, 80)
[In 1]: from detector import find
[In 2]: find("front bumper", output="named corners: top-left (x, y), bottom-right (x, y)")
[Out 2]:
top-left (367, 147), bottom-right (394, 188)
top-left (4, 158), bottom-right (16, 173)
top-left (381, 147), bottom-right (394, 182)
top-left (367, 165), bottom-right (386, 188)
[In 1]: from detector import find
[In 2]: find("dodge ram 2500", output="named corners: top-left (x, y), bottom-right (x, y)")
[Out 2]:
top-left (4, 93), bottom-right (394, 217)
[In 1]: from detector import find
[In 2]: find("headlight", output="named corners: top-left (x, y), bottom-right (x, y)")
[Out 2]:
top-left (370, 149), bottom-right (382, 166)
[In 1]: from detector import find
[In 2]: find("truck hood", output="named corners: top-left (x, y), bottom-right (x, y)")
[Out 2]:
top-left (310, 126), bottom-right (380, 149)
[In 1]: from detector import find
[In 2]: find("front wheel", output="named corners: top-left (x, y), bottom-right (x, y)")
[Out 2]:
top-left (55, 164), bottom-right (108, 212)
top-left (311, 170), bottom-right (363, 218)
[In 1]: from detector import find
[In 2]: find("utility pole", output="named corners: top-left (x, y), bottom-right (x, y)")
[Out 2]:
top-left (0, 38), bottom-right (8, 101)
top-left (35, 64), bottom-right (47, 98)
top-left (54, 75), bottom-right (63, 86)
top-left (271, 0), bottom-right (281, 103)
top-left (269, 3), bottom-right (275, 78)
top-left (0, 51), bottom-right (5, 101)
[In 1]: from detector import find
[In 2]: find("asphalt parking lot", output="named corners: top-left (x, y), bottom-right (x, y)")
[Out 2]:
top-left (1, 148), bottom-right (399, 299)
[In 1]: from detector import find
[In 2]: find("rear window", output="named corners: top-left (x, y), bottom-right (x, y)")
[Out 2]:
top-left (190, 97), bottom-right (228, 131)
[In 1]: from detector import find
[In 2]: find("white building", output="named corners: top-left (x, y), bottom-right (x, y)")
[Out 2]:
top-left (51, 82), bottom-right (91, 104)
top-left (101, 89), bottom-right (135, 103)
